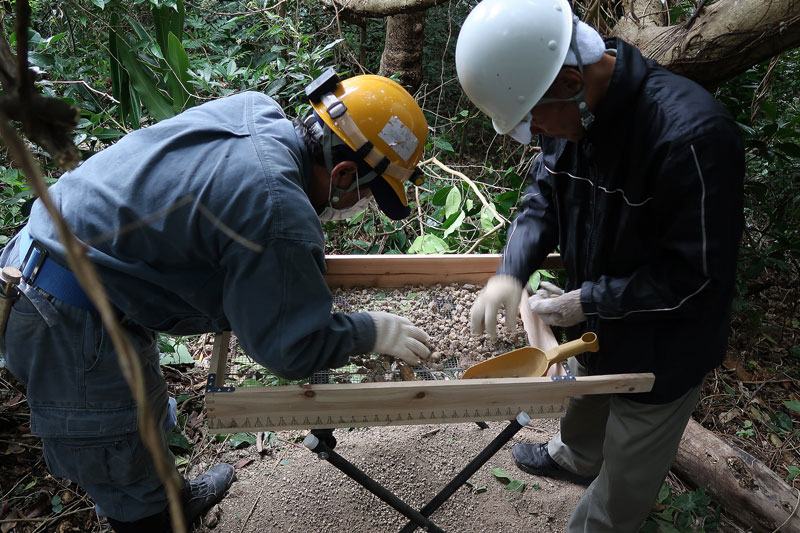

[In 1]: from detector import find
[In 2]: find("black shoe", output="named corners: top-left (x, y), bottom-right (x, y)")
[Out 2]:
top-left (182, 463), bottom-right (236, 525)
top-left (512, 443), bottom-right (594, 485)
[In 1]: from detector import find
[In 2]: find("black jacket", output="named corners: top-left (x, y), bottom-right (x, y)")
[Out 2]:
top-left (498, 39), bottom-right (744, 403)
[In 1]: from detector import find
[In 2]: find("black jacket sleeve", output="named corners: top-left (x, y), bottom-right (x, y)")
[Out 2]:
top-left (496, 154), bottom-right (560, 284)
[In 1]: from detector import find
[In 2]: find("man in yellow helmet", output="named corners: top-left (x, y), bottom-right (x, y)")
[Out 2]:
top-left (0, 69), bottom-right (431, 532)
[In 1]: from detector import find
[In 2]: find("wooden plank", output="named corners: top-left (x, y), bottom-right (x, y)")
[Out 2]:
top-left (323, 253), bottom-right (563, 288)
top-left (205, 373), bottom-right (654, 433)
top-left (209, 331), bottom-right (231, 379)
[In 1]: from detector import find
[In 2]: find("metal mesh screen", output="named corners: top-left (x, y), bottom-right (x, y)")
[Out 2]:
top-left (221, 286), bottom-right (473, 388)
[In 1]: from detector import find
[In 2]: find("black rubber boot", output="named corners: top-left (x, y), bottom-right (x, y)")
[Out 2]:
top-left (182, 463), bottom-right (236, 525)
top-left (512, 443), bottom-right (595, 485)
top-left (107, 508), bottom-right (170, 533)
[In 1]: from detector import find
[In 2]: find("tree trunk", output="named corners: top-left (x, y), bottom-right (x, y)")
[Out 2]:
top-left (613, 0), bottom-right (800, 88)
top-left (674, 419), bottom-right (800, 532)
top-left (379, 12), bottom-right (425, 92)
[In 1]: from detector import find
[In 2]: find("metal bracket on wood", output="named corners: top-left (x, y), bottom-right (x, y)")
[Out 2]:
top-left (550, 361), bottom-right (576, 381)
top-left (207, 331), bottom-right (234, 392)
top-left (206, 373), bottom-right (235, 393)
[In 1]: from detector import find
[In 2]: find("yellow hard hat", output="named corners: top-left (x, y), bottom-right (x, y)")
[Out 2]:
top-left (307, 69), bottom-right (427, 220)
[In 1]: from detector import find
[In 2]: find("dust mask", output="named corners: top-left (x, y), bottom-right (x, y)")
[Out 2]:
top-left (318, 196), bottom-right (372, 222)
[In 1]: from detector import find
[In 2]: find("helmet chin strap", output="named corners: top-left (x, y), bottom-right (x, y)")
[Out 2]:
top-left (319, 121), bottom-right (380, 205)
top-left (536, 16), bottom-right (595, 129)
top-left (305, 113), bottom-right (383, 206)
top-left (326, 163), bottom-right (362, 206)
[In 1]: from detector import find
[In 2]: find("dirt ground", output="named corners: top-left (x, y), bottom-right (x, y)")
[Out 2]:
top-left (193, 419), bottom-right (584, 533)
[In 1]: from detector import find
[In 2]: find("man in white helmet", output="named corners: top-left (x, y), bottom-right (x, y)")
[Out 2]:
top-left (0, 69), bottom-right (431, 532)
top-left (457, 0), bottom-right (744, 531)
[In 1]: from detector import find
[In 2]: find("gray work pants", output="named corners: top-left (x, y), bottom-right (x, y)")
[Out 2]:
top-left (549, 358), bottom-right (702, 533)
top-left (0, 235), bottom-right (177, 522)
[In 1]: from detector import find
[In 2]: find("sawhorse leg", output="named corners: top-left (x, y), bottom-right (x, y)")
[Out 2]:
top-left (304, 412), bottom-right (531, 533)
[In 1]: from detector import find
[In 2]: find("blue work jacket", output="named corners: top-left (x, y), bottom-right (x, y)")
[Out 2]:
top-left (25, 92), bottom-right (374, 378)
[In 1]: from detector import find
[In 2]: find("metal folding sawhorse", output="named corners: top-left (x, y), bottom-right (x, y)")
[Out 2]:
top-left (304, 411), bottom-right (532, 533)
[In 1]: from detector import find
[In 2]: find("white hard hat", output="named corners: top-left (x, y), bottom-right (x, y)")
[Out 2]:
top-left (456, 0), bottom-right (573, 135)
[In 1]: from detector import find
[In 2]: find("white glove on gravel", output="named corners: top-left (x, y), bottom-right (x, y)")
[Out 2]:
top-left (528, 286), bottom-right (586, 327)
top-left (368, 311), bottom-right (431, 365)
top-left (469, 275), bottom-right (523, 342)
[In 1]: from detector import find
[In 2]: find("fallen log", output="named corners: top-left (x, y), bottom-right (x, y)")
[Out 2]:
top-left (674, 419), bottom-right (800, 532)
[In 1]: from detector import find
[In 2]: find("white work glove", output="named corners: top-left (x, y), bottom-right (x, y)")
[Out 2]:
top-left (528, 283), bottom-right (586, 327)
top-left (368, 311), bottom-right (431, 365)
top-left (470, 275), bottom-right (523, 342)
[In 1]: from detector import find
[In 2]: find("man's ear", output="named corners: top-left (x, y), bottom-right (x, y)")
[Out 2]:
top-left (551, 68), bottom-right (584, 98)
top-left (331, 160), bottom-right (358, 189)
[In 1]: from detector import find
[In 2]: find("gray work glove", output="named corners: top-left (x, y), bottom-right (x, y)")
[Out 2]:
top-left (528, 283), bottom-right (586, 327)
top-left (528, 281), bottom-right (564, 303)
top-left (470, 274), bottom-right (523, 342)
top-left (368, 311), bottom-right (431, 365)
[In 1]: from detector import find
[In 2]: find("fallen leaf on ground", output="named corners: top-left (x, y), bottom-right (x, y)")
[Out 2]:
top-left (233, 458), bottom-right (253, 470)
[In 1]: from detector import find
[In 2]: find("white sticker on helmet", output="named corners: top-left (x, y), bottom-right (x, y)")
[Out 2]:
top-left (378, 116), bottom-right (418, 162)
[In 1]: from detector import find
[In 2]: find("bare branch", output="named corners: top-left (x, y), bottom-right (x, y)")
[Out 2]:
top-left (318, 0), bottom-right (448, 17)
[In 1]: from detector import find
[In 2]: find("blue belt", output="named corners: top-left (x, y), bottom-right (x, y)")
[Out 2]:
top-left (19, 225), bottom-right (95, 310)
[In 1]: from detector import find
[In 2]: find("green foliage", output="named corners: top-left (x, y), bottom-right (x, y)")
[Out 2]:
top-left (491, 467), bottom-right (527, 493)
top-left (158, 334), bottom-right (196, 366)
top-left (642, 484), bottom-right (721, 532)
top-left (715, 49), bottom-right (800, 316)
top-left (2, 1), bottom-right (798, 278)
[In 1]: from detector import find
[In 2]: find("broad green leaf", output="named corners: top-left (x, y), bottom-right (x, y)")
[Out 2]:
top-left (167, 431), bottom-right (192, 451)
top-left (506, 479), bottom-right (526, 492)
top-left (784, 400), bottom-right (800, 413)
top-left (528, 271), bottom-right (541, 291)
top-left (444, 187), bottom-right (462, 218)
top-left (228, 433), bottom-right (257, 449)
top-left (480, 205), bottom-right (496, 232)
top-left (160, 344), bottom-right (194, 365)
top-left (787, 465), bottom-right (800, 482)
top-left (172, 0), bottom-right (186, 42)
top-left (491, 467), bottom-right (512, 481)
top-left (91, 128), bottom-right (126, 140)
top-left (127, 17), bottom-right (155, 45)
top-left (443, 211), bottom-right (465, 238)
top-left (91, 0), bottom-right (105, 9)
top-left (432, 185), bottom-right (453, 207)
top-left (166, 32), bottom-right (193, 112)
top-left (108, 17), bottom-right (132, 125)
top-left (434, 137), bottom-right (454, 153)
top-left (776, 142), bottom-right (800, 158)
top-left (115, 34), bottom-right (175, 122)
top-left (408, 234), bottom-right (448, 254)
top-left (492, 468), bottom-right (526, 491)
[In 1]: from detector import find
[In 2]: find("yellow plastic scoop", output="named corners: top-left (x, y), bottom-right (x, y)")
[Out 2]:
top-left (461, 332), bottom-right (599, 379)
